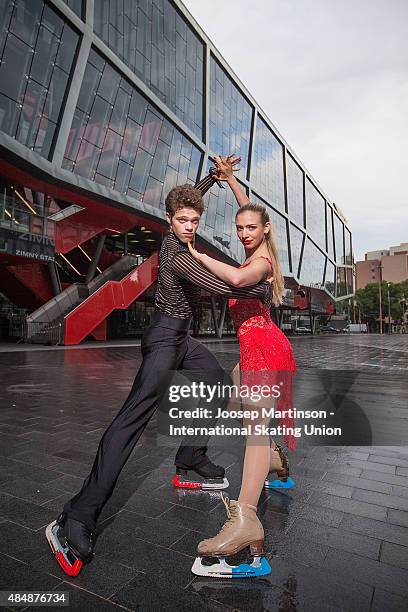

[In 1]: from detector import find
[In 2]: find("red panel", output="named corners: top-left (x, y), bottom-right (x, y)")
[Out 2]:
top-left (64, 252), bottom-right (159, 345)
top-left (294, 292), bottom-right (310, 310)
top-left (7, 262), bottom-right (53, 303)
top-left (98, 248), bottom-right (120, 270)
top-left (90, 319), bottom-right (107, 341)
top-left (0, 264), bottom-right (42, 309)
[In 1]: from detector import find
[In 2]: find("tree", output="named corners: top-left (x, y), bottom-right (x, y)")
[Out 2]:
top-left (353, 280), bottom-right (408, 331)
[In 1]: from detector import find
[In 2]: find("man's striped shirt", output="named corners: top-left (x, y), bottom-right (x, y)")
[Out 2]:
top-left (154, 231), bottom-right (271, 319)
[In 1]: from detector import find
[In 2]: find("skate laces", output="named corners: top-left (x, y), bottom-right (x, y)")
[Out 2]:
top-left (219, 495), bottom-right (238, 532)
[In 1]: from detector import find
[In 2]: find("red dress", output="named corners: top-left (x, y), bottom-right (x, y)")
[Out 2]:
top-left (228, 256), bottom-right (297, 450)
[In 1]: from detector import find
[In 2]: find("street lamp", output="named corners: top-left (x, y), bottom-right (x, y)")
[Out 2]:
top-left (387, 282), bottom-right (391, 334)
top-left (376, 263), bottom-right (383, 334)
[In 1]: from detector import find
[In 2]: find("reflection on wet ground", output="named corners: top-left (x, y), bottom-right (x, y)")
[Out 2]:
top-left (0, 334), bottom-right (408, 610)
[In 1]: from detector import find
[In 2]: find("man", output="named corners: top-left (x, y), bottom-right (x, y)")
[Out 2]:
top-left (46, 173), bottom-right (272, 576)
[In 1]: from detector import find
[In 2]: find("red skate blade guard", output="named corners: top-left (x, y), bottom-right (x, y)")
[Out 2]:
top-left (56, 551), bottom-right (82, 576)
top-left (172, 474), bottom-right (202, 489)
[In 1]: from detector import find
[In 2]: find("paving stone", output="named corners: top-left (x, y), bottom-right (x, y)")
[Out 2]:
top-left (99, 508), bottom-right (190, 547)
top-left (340, 513), bottom-right (408, 546)
top-left (380, 541), bottom-right (408, 570)
top-left (360, 469), bottom-right (408, 487)
top-left (112, 573), bottom-right (224, 612)
top-left (336, 458), bottom-right (396, 474)
top-left (0, 552), bottom-right (62, 592)
top-left (0, 521), bottom-right (49, 563)
top-left (288, 518), bottom-right (381, 559)
top-left (322, 471), bottom-right (393, 494)
top-left (265, 557), bottom-right (373, 612)
top-left (371, 589), bottom-right (408, 612)
top-left (308, 491), bottom-right (387, 521)
top-left (0, 493), bottom-right (55, 529)
top-left (387, 508), bottom-right (408, 528)
top-left (352, 488), bottom-right (408, 512)
top-left (391, 484), bottom-right (408, 499)
top-left (323, 548), bottom-right (408, 597)
top-left (368, 454), bottom-right (408, 468)
top-left (0, 477), bottom-right (67, 505)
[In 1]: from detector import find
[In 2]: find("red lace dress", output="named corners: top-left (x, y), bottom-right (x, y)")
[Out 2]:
top-left (228, 256), bottom-right (297, 450)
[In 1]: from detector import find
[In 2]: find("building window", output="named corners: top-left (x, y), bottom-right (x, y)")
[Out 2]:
top-left (345, 226), bottom-right (352, 265)
top-left (290, 223), bottom-right (305, 278)
top-left (325, 260), bottom-right (335, 295)
top-left (286, 153), bottom-right (304, 227)
top-left (63, 48), bottom-right (202, 209)
top-left (326, 204), bottom-right (335, 260)
top-left (299, 238), bottom-right (326, 287)
top-left (93, 0), bottom-right (204, 139)
top-left (0, 0), bottom-right (79, 159)
top-left (251, 195), bottom-right (290, 275)
top-left (252, 116), bottom-right (285, 212)
top-left (62, 0), bottom-right (82, 19)
top-left (336, 266), bottom-right (347, 297)
top-left (334, 213), bottom-right (345, 264)
top-left (209, 55), bottom-right (253, 179)
top-left (305, 178), bottom-right (326, 251)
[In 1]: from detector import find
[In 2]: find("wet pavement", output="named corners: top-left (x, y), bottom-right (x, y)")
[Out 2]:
top-left (0, 334), bottom-right (408, 611)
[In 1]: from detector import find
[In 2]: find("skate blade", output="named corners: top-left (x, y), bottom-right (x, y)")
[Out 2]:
top-left (172, 475), bottom-right (229, 490)
top-left (45, 521), bottom-right (83, 577)
top-left (191, 556), bottom-right (271, 578)
top-left (264, 476), bottom-right (295, 490)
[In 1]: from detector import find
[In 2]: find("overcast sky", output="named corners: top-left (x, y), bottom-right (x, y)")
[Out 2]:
top-left (183, 0), bottom-right (408, 261)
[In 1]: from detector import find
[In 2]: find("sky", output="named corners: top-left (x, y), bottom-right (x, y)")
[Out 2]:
top-left (183, 0), bottom-right (408, 261)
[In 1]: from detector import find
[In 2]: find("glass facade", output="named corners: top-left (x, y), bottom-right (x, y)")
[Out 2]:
top-left (325, 260), bottom-right (336, 296)
top-left (290, 223), bottom-right (304, 278)
top-left (334, 212), bottom-right (345, 264)
top-left (252, 117), bottom-right (285, 211)
top-left (300, 238), bottom-right (326, 288)
top-left (0, 0), bottom-right (79, 159)
top-left (0, 0), bottom-right (354, 311)
top-left (94, 0), bottom-right (204, 138)
top-left (63, 49), bottom-right (202, 210)
top-left (62, 0), bottom-right (82, 18)
top-left (286, 153), bottom-right (304, 227)
top-left (345, 227), bottom-right (352, 265)
top-left (251, 196), bottom-right (290, 275)
top-left (326, 204), bottom-right (335, 260)
top-left (203, 177), bottom-right (246, 261)
top-left (209, 56), bottom-right (253, 179)
top-left (336, 266), bottom-right (347, 297)
top-left (306, 178), bottom-right (326, 251)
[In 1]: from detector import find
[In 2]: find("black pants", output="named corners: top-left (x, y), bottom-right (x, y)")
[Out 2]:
top-left (63, 312), bottom-right (228, 530)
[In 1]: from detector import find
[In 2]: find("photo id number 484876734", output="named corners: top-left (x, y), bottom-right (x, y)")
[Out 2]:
top-left (0, 591), bottom-right (69, 607)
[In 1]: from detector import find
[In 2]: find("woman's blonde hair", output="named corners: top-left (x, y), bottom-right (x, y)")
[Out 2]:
top-left (236, 203), bottom-right (284, 305)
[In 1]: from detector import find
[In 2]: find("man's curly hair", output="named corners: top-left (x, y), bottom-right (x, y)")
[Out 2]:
top-left (165, 184), bottom-right (204, 218)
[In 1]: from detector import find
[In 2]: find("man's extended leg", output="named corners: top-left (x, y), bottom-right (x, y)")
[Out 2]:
top-left (63, 321), bottom-right (189, 529)
top-left (46, 317), bottom-right (193, 575)
top-left (173, 335), bottom-right (232, 488)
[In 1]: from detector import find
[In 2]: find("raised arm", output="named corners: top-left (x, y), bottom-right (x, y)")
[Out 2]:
top-left (169, 251), bottom-right (272, 305)
top-left (211, 154), bottom-right (250, 208)
top-left (188, 241), bottom-right (270, 287)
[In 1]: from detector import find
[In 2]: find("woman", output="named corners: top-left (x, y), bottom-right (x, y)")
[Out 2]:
top-left (189, 155), bottom-right (296, 577)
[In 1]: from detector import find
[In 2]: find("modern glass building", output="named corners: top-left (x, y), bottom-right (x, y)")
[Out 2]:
top-left (0, 0), bottom-right (354, 344)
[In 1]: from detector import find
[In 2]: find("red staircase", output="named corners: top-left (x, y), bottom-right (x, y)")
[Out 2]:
top-left (64, 252), bottom-right (158, 345)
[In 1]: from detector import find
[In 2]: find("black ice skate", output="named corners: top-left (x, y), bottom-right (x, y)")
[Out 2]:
top-left (172, 461), bottom-right (229, 490)
top-left (45, 513), bottom-right (95, 576)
